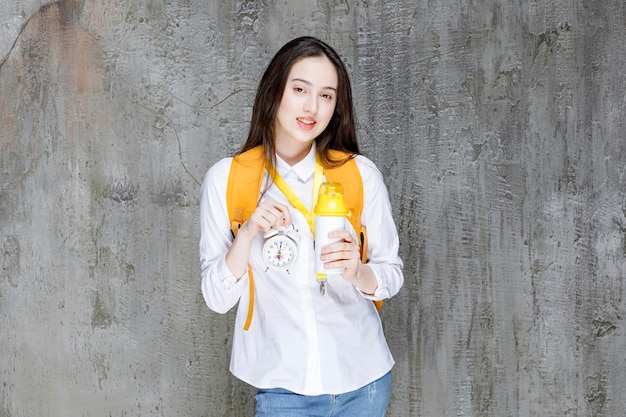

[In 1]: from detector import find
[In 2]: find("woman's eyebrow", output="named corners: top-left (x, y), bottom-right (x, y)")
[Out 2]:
top-left (290, 78), bottom-right (337, 92)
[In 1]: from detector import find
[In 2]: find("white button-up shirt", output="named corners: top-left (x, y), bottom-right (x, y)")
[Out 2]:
top-left (199, 145), bottom-right (403, 395)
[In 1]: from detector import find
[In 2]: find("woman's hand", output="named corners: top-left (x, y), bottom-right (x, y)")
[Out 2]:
top-left (320, 230), bottom-right (378, 294)
top-left (225, 199), bottom-right (291, 279)
top-left (240, 199), bottom-right (292, 237)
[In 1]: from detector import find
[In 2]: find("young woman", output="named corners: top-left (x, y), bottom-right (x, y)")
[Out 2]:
top-left (200, 36), bottom-right (403, 416)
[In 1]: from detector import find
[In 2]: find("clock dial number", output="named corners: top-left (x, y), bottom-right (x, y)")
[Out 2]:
top-left (262, 233), bottom-right (299, 271)
top-left (267, 240), bottom-right (293, 266)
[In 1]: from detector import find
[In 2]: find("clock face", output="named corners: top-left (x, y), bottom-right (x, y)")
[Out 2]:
top-left (262, 234), bottom-right (298, 271)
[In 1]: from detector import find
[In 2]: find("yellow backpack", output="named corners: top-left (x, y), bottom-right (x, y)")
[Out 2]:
top-left (226, 145), bottom-right (380, 330)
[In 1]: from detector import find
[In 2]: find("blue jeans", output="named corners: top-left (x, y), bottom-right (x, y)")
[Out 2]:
top-left (254, 372), bottom-right (392, 417)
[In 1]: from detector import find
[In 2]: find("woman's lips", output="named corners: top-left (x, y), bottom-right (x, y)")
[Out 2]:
top-left (297, 117), bottom-right (316, 130)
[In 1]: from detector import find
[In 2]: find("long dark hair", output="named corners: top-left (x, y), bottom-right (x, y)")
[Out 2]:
top-left (238, 36), bottom-right (359, 168)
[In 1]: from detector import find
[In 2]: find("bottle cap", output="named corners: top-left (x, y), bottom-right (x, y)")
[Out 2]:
top-left (314, 182), bottom-right (349, 216)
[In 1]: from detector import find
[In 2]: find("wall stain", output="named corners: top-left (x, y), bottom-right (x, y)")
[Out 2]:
top-left (1, 235), bottom-right (21, 288)
top-left (42, 0), bottom-right (86, 29)
top-left (102, 180), bottom-right (140, 204)
top-left (593, 308), bottom-right (620, 337)
top-left (584, 375), bottom-right (606, 414)
top-left (92, 352), bottom-right (109, 390)
top-left (94, 244), bottom-right (136, 284)
top-left (91, 291), bottom-right (113, 329)
top-left (154, 180), bottom-right (190, 207)
top-left (532, 22), bottom-right (572, 63)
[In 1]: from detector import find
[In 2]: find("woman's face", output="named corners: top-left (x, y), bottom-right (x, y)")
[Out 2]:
top-left (274, 55), bottom-right (338, 157)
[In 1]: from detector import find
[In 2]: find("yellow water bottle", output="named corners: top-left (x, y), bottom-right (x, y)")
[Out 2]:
top-left (313, 182), bottom-right (350, 295)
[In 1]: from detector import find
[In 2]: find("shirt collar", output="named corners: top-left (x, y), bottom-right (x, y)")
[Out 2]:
top-left (275, 143), bottom-right (317, 182)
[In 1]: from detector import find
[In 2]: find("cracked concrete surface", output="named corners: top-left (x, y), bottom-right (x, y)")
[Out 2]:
top-left (1, 1), bottom-right (625, 416)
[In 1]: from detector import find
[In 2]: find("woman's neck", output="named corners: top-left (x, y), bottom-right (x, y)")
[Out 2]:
top-left (275, 142), bottom-right (313, 166)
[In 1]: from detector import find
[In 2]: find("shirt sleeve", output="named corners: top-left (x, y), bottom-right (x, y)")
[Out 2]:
top-left (354, 156), bottom-right (404, 300)
top-left (199, 158), bottom-right (249, 314)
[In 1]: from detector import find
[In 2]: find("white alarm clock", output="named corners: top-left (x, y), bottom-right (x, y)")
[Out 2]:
top-left (262, 226), bottom-right (301, 272)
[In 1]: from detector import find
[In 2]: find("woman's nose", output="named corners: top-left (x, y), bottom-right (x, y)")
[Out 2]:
top-left (303, 95), bottom-right (317, 114)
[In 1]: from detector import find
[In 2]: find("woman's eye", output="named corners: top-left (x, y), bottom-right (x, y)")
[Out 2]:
top-left (294, 87), bottom-right (305, 93)
top-left (321, 93), bottom-right (333, 101)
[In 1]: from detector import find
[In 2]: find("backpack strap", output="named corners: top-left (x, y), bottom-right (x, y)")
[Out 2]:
top-left (227, 146), bottom-right (265, 238)
top-left (226, 146), bottom-right (265, 331)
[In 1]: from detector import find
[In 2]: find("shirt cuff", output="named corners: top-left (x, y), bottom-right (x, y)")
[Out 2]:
top-left (218, 256), bottom-right (247, 289)
top-left (356, 265), bottom-right (390, 300)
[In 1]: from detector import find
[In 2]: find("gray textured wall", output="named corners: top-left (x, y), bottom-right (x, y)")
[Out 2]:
top-left (1, 0), bottom-right (625, 416)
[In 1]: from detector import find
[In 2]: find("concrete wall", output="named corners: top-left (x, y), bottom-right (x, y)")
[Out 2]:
top-left (1, 0), bottom-right (624, 416)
